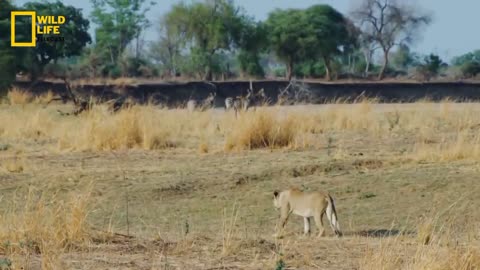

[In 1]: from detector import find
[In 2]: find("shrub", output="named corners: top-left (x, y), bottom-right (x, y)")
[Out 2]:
top-left (461, 61), bottom-right (480, 78)
top-left (224, 109), bottom-right (298, 151)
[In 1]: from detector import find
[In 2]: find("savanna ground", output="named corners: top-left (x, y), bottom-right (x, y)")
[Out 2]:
top-left (0, 90), bottom-right (480, 269)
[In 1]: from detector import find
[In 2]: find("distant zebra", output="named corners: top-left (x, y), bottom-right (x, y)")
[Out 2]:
top-left (242, 88), bottom-right (268, 110)
top-left (225, 97), bottom-right (234, 111)
top-left (225, 96), bottom-right (246, 118)
top-left (187, 92), bottom-right (216, 112)
top-left (186, 99), bottom-right (197, 112)
top-left (225, 88), bottom-right (268, 118)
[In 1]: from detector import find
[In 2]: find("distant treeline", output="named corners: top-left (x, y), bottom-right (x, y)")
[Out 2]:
top-left (1, 0), bottom-right (480, 95)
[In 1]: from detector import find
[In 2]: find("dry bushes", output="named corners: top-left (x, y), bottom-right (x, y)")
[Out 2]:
top-left (0, 187), bottom-right (92, 269)
top-left (360, 235), bottom-right (480, 270)
top-left (360, 197), bottom-right (480, 270)
top-left (411, 132), bottom-right (480, 162)
top-left (6, 88), bottom-right (55, 105)
top-left (4, 99), bottom-right (480, 157)
top-left (224, 109), bottom-right (299, 151)
top-left (59, 106), bottom-right (177, 151)
top-left (6, 88), bottom-right (34, 105)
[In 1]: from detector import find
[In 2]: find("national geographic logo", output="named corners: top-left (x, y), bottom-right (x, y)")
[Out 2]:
top-left (11, 11), bottom-right (66, 47)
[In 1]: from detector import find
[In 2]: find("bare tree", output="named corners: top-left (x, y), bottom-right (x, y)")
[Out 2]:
top-left (359, 33), bottom-right (379, 78)
top-left (351, 0), bottom-right (431, 80)
top-left (149, 17), bottom-right (186, 78)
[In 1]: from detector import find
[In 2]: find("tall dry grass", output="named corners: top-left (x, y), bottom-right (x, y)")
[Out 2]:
top-left (0, 105), bottom-right (217, 151)
top-left (360, 227), bottom-right (480, 270)
top-left (2, 99), bottom-right (480, 158)
top-left (58, 106), bottom-right (178, 151)
top-left (360, 196), bottom-right (480, 270)
top-left (0, 186), bottom-right (92, 269)
top-left (224, 109), bottom-right (300, 151)
top-left (6, 88), bottom-right (55, 105)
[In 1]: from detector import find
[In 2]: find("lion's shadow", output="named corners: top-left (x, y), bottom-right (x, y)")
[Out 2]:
top-left (346, 229), bottom-right (415, 238)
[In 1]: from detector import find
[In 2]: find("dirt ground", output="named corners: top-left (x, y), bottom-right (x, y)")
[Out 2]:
top-left (0, 103), bottom-right (479, 269)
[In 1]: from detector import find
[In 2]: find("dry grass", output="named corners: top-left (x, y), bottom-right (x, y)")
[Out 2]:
top-left (70, 77), bottom-right (138, 86)
top-left (6, 88), bottom-right (34, 105)
top-left (360, 194), bottom-right (480, 270)
top-left (58, 106), bottom-right (178, 151)
top-left (2, 99), bottom-right (480, 158)
top-left (360, 229), bottom-right (480, 270)
top-left (224, 109), bottom-right (300, 151)
top-left (0, 186), bottom-right (92, 269)
top-left (1, 156), bottom-right (24, 173)
top-left (6, 88), bottom-right (56, 105)
top-left (2, 99), bottom-right (480, 268)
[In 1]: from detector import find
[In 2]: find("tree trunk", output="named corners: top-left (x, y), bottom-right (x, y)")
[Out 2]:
top-left (378, 49), bottom-right (390, 80)
top-left (286, 59), bottom-right (293, 81)
top-left (363, 50), bottom-right (371, 78)
top-left (323, 56), bottom-right (332, 81)
top-left (203, 65), bottom-right (212, 81)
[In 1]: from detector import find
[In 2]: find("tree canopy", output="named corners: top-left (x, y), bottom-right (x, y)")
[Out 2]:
top-left (4, 0), bottom-right (479, 87)
top-left (351, 0), bottom-right (431, 79)
top-left (25, 1), bottom-right (91, 68)
top-left (266, 5), bottom-right (353, 81)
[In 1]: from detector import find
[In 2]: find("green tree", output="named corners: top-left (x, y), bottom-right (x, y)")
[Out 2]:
top-left (149, 12), bottom-right (188, 77)
top-left (452, 50), bottom-right (480, 66)
top-left (0, 0), bottom-right (17, 93)
top-left (416, 54), bottom-right (447, 80)
top-left (304, 5), bottom-right (353, 80)
top-left (235, 19), bottom-right (268, 78)
top-left (460, 61), bottom-right (480, 78)
top-left (266, 5), bottom-right (353, 81)
top-left (265, 9), bottom-right (312, 81)
top-left (391, 44), bottom-right (419, 71)
top-left (164, 0), bottom-right (244, 80)
top-left (23, 1), bottom-right (91, 78)
top-left (90, 0), bottom-right (154, 73)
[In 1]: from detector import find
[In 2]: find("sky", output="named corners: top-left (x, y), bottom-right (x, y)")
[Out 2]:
top-left (13, 0), bottom-right (480, 62)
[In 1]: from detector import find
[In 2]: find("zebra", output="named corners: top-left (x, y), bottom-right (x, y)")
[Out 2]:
top-left (225, 97), bottom-right (234, 111)
top-left (202, 91), bottom-right (216, 110)
top-left (186, 99), bottom-right (197, 112)
top-left (187, 92), bottom-right (216, 112)
top-left (225, 88), bottom-right (268, 118)
top-left (242, 88), bottom-right (268, 111)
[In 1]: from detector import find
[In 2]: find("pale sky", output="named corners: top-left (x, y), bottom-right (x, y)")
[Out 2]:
top-left (13, 0), bottom-right (480, 62)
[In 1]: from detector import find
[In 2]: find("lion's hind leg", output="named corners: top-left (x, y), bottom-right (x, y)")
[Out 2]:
top-left (314, 212), bottom-right (325, 238)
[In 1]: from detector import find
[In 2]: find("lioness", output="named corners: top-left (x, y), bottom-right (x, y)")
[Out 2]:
top-left (273, 188), bottom-right (342, 238)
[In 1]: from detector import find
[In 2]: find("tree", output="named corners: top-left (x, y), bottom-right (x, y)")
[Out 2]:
top-left (266, 9), bottom-right (312, 81)
top-left (0, 0), bottom-right (17, 93)
top-left (351, 0), bottom-right (431, 80)
top-left (235, 19), bottom-right (268, 78)
top-left (416, 54), bottom-right (446, 81)
top-left (391, 44), bottom-right (419, 70)
top-left (24, 1), bottom-right (91, 77)
top-left (164, 0), bottom-right (244, 81)
top-left (304, 5), bottom-right (353, 80)
top-left (452, 50), bottom-right (480, 66)
top-left (266, 5), bottom-right (353, 81)
top-left (149, 16), bottom-right (185, 77)
top-left (90, 0), bottom-right (154, 71)
top-left (452, 50), bottom-right (480, 78)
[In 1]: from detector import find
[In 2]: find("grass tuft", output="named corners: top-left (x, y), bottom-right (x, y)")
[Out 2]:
top-left (224, 109), bottom-right (298, 151)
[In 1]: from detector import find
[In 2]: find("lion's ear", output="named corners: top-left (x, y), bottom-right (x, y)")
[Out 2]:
top-left (273, 190), bottom-right (280, 197)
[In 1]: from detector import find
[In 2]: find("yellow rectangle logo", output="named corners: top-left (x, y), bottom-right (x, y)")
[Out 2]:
top-left (11, 11), bottom-right (37, 47)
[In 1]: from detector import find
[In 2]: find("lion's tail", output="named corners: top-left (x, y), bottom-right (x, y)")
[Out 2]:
top-left (326, 195), bottom-right (342, 237)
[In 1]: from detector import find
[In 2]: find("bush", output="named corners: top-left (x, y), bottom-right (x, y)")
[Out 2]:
top-left (43, 63), bottom-right (68, 78)
top-left (224, 109), bottom-right (299, 151)
top-left (273, 66), bottom-right (286, 78)
top-left (238, 51), bottom-right (265, 78)
top-left (461, 61), bottom-right (480, 78)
